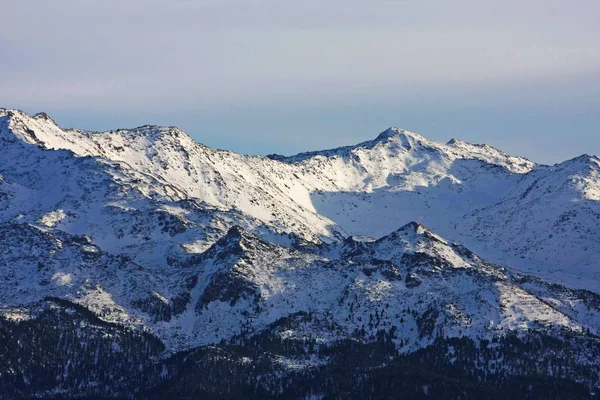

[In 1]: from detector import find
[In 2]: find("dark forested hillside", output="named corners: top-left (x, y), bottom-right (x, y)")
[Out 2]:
top-left (1, 301), bottom-right (599, 399)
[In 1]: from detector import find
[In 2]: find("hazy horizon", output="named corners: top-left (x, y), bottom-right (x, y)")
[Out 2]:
top-left (2, 0), bottom-right (598, 164)
top-left (4, 105), bottom-right (597, 166)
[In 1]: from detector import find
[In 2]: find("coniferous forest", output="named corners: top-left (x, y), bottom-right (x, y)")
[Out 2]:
top-left (1, 299), bottom-right (599, 399)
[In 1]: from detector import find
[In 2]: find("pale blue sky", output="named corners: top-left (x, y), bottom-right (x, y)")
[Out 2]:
top-left (1, 0), bottom-right (598, 164)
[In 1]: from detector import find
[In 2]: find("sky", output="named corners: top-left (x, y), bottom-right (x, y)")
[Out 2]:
top-left (1, 0), bottom-right (599, 164)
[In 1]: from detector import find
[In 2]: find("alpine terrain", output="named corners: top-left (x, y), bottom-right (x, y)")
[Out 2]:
top-left (1, 108), bottom-right (600, 399)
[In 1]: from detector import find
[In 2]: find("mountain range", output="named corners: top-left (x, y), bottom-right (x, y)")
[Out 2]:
top-left (1, 108), bottom-right (599, 399)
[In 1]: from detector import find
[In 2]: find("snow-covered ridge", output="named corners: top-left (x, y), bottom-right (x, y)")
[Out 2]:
top-left (1, 108), bottom-right (599, 353)
top-left (1, 109), bottom-right (598, 280)
top-left (1, 216), bottom-right (598, 354)
top-left (270, 126), bottom-right (535, 174)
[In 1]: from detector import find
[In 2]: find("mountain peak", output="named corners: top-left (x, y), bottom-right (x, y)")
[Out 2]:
top-left (374, 127), bottom-right (417, 139)
top-left (374, 221), bottom-right (444, 246)
top-left (370, 127), bottom-right (431, 147)
top-left (214, 225), bottom-right (276, 255)
top-left (374, 127), bottom-right (405, 141)
top-left (33, 112), bottom-right (56, 123)
top-left (268, 127), bottom-right (437, 163)
top-left (225, 225), bottom-right (247, 240)
top-left (395, 221), bottom-right (450, 244)
top-left (446, 137), bottom-right (499, 152)
top-left (565, 153), bottom-right (598, 163)
top-left (554, 154), bottom-right (600, 173)
top-left (399, 221), bottom-right (426, 233)
top-left (446, 138), bottom-right (463, 146)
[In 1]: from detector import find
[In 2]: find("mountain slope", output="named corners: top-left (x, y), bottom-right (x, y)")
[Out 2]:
top-left (2, 222), bottom-right (600, 398)
top-left (1, 108), bottom-right (600, 398)
top-left (3, 108), bottom-right (598, 292)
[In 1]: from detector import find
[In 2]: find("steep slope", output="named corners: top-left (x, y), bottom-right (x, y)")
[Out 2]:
top-left (0, 222), bottom-right (175, 327)
top-left (462, 154), bottom-right (600, 286)
top-left (0, 110), bottom-right (313, 273)
top-left (274, 128), bottom-right (600, 291)
top-left (4, 108), bottom-right (598, 293)
top-left (0, 109), bottom-right (342, 245)
top-left (3, 222), bottom-right (600, 398)
top-left (3, 218), bottom-right (600, 354)
top-left (283, 128), bottom-right (532, 240)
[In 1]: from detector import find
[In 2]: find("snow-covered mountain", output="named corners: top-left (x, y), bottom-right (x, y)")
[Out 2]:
top-left (1, 108), bottom-right (600, 398)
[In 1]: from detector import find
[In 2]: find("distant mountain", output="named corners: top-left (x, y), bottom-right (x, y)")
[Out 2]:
top-left (1, 108), bottom-right (599, 399)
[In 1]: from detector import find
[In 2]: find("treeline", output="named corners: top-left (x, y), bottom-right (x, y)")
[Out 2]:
top-left (1, 303), bottom-right (599, 399)
top-left (147, 324), bottom-right (600, 399)
top-left (0, 299), bottom-right (164, 399)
